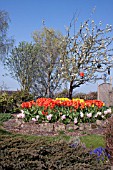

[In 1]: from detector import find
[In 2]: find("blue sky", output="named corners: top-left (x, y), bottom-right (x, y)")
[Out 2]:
top-left (0, 0), bottom-right (113, 93)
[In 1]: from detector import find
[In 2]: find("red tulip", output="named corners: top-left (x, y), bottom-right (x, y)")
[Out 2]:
top-left (80, 72), bottom-right (84, 77)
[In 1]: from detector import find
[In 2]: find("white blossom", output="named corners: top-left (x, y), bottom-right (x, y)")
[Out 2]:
top-left (47, 114), bottom-right (53, 121)
top-left (74, 117), bottom-right (78, 124)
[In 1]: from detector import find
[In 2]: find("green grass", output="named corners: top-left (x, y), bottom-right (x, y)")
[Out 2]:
top-left (0, 128), bottom-right (105, 149)
top-left (13, 133), bottom-right (70, 143)
top-left (0, 128), bottom-right (71, 143)
top-left (80, 134), bottom-right (105, 149)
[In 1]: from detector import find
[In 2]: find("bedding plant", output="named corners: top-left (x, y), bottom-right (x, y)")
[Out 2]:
top-left (18, 98), bottom-right (112, 125)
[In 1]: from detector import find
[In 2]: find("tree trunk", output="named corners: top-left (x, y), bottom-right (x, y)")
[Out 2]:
top-left (68, 80), bottom-right (74, 99)
top-left (47, 72), bottom-right (50, 97)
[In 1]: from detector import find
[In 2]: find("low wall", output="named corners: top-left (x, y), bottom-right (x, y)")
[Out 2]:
top-left (3, 118), bottom-right (107, 136)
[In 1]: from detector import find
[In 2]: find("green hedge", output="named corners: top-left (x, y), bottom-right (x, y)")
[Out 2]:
top-left (0, 90), bottom-right (34, 113)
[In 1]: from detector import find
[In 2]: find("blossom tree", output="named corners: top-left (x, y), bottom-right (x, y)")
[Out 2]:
top-left (59, 16), bottom-right (113, 99)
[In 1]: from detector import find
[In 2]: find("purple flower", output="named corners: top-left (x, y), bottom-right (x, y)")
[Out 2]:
top-left (90, 147), bottom-right (110, 161)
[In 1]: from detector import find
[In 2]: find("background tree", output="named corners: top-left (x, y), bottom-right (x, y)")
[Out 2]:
top-left (5, 41), bottom-right (39, 92)
top-left (0, 10), bottom-right (13, 62)
top-left (59, 16), bottom-right (113, 99)
top-left (5, 27), bottom-right (65, 98)
top-left (32, 27), bottom-right (65, 98)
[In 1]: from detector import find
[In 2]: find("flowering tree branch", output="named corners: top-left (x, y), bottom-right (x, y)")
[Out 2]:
top-left (59, 15), bottom-right (113, 99)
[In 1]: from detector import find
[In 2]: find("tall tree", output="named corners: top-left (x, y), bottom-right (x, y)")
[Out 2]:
top-left (59, 17), bottom-right (113, 99)
top-left (32, 27), bottom-right (65, 97)
top-left (5, 41), bottom-right (39, 91)
top-left (0, 10), bottom-right (13, 62)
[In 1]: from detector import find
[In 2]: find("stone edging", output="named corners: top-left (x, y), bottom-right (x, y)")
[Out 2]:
top-left (4, 118), bottom-right (107, 133)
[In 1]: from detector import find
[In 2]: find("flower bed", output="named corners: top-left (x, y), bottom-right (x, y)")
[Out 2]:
top-left (18, 98), bottom-right (112, 125)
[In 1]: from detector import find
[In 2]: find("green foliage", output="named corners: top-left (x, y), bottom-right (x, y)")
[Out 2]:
top-left (0, 90), bottom-right (34, 113)
top-left (5, 28), bottom-right (65, 98)
top-left (5, 41), bottom-right (39, 91)
top-left (0, 92), bottom-right (14, 113)
top-left (0, 113), bottom-right (12, 124)
top-left (12, 90), bottom-right (34, 104)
